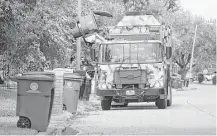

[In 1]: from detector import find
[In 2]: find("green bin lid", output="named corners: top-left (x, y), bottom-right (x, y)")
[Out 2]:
top-left (15, 75), bottom-right (54, 81)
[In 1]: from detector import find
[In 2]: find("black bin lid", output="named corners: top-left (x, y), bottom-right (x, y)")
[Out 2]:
top-left (73, 70), bottom-right (87, 76)
top-left (64, 73), bottom-right (82, 81)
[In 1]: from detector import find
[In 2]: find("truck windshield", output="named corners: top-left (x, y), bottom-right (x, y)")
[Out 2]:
top-left (101, 42), bottom-right (162, 64)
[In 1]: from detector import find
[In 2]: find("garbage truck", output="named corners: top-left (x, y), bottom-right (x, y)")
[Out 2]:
top-left (91, 12), bottom-right (173, 110)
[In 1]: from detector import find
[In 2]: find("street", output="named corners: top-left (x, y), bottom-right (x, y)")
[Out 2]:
top-left (63, 83), bottom-right (216, 135)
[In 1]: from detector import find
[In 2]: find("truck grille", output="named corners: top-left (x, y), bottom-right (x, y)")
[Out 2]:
top-left (114, 69), bottom-right (147, 88)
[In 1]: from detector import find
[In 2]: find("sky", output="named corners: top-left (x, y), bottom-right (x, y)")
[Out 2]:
top-left (180, 0), bottom-right (216, 19)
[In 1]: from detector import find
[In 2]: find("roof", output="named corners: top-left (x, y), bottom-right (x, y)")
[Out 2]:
top-left (117, 15), bottom-right (161, 27)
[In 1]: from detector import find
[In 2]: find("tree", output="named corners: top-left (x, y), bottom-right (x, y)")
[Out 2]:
top-left (0, 0), bottom-right (125, 74)
top-left (193, 18), bottom-right (216, 72)
top-left (0, 0), bottom-right (15, 54)
top-left (122, 0), bottom-right (180, 17)
top-left (167, 10), bottom-right (216, 79)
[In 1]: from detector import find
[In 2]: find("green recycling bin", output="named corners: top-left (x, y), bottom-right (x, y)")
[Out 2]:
top-left (13, 74), bottom-right (54, 132)
top-left (63, 73), bottom-right (82, 113)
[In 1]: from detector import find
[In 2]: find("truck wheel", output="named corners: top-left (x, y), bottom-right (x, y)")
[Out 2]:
top-left (167, 95), bottom-right (172, 106)
top-left (167, 87), bottom-right (172, 106)
top-left (157, 99), bottom-right (167, 109)
top-left (212, 76), bottom-right (216, 85)
top-left (101, 99), bottom-right (111, 110)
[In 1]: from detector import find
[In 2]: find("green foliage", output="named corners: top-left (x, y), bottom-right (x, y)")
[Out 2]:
top-left (1, 0), bottom-right (75, 72)
top-left (0, 0), bottom-right (14, 54)
top-left (0, 0), bottom-right (215, 79)
top-left (167, 10), bottom-right (216, 78)
top-left (0, 0), bottom-right (125, 74)
top-left (123, 0), bottom-right (180, 16)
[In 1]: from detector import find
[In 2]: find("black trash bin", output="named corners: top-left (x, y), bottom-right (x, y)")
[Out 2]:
top-left (73, 70), bottom-right (92, 100)
top-left (83, 77), bottom-right (92, 100)
top-left (73, 70), bottom-right (86, 100)
top-left (12, 74), bottom-right (55, 132)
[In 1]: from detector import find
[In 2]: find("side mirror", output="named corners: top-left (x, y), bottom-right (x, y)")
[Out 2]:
top-left (90, 48), bottom-right (96, 61)
top-left (166, 46), bottom-right (172, 59)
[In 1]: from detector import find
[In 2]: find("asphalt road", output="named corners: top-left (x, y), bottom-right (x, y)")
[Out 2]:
top-left (64, 82), bottom-right (216, 135)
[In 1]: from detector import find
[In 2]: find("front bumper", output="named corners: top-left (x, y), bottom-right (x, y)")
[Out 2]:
top-left (96, 87), bottom-right (165, 97)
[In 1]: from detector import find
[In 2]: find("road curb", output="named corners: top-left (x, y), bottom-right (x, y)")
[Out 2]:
top-left (36, 100), bottom-right (99, 135)
top-left (36, 112), bottom-right (73, 135)
top-left (37, 128), bottom-right (58, 135)
top-left (37, 122), bottom-right (67, 135)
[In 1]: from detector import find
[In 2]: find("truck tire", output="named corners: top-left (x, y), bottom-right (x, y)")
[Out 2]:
top-left (157, 99), bottom-right (167, 109)
top-left (165, 65), bottom-right (172, 107)
top-left (167, 85), bottom-right (172, 106)
top-left (167, 95), bottom-right (172, 106)
top-left (101, 99), bottom-right (111, 110)
top-left (212, 76), bottom-right (216, 85)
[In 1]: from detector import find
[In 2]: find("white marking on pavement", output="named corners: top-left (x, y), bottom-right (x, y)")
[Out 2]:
top-left (187, 100), bottom-right (216, 118)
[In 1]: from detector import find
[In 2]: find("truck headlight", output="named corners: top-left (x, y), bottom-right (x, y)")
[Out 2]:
top-left (151, 80), bottom-right (163, 88)
top-left (99, 71), bottom-right (113, 89)
top-left (101, 83), bottom-right (107, 89)
top-left (154, 82), bottom-right (161, 88)
top-left (107, 84), bottom-right (112, 89)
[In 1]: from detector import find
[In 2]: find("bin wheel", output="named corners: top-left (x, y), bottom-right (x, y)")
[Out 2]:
top-left (63, 104), bottom-right (67, 111)
top-left (17, 117), bottom-right (31, 128)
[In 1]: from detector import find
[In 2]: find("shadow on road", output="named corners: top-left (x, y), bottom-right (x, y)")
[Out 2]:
top-left (111, 103), bottom-right (183, 111)
top-left (62, 127), bottom-right (79, 135)
top-left (112, 105), bottom-right (157, 110)
top-left (192, 82), bottom-right (214, 86)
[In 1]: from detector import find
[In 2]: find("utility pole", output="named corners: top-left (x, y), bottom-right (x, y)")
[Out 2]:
top-left (76, 0), bottom-right (81, 70)
top-left (188, 24), bottom-right (197, 90)
top-left (188, 22), bottom-right (213, 90)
